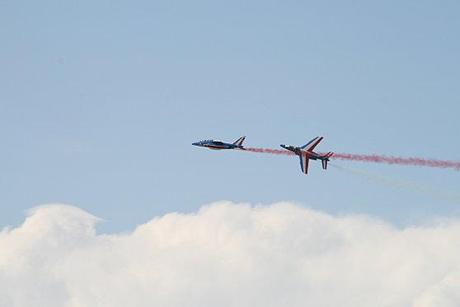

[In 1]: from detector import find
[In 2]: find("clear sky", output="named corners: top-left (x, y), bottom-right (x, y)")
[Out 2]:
top-left (1, 0), bottom-right (459, 232)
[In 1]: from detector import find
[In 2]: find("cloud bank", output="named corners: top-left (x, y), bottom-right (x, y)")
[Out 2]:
top-left (1, 202), bottom-right (460, 307)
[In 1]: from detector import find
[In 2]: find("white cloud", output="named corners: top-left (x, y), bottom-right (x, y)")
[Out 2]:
top-left (1, 201), bottom-right (460, 307)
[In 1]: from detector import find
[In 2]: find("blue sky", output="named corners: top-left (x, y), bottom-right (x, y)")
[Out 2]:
top-left (1, 0), bottom-right (459, 232)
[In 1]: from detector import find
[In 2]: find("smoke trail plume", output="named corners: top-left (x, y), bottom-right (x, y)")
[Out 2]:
top-left (245, 148), bottom-right (460, 170)
top-left (246, 147), bottom-right (294, 156)
top-left (331, 164), bottom-right (460, 204)
top-left (331, 153), bottom-right (460, 170)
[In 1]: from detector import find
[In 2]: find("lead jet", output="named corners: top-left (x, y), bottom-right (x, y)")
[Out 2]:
top-left (280, 137), bottom-right (333, 174)
top-left (192, 136), bottom-right (246, 150)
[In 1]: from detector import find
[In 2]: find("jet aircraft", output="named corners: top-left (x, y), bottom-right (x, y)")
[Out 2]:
top-left (192, 136), bottom-right (246, 150)
top-left (280, 137), bottom-right (333, 174)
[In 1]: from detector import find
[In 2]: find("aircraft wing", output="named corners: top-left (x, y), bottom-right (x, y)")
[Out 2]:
top-left (299, 153), bottom-right (309, 174)
top-left (300, 137), bottom-right (323, 152)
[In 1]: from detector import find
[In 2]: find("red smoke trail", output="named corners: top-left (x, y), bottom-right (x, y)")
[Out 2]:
top-left (245, 148), bottom-right (460, 170)
top-left (331, 153), bottom-right (460, 170)
top-left (246, 147), bottom-right (295, 156)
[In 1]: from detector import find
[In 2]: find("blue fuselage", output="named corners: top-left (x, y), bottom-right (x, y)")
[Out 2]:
top-left (192, 140), bottom-right (243, 150)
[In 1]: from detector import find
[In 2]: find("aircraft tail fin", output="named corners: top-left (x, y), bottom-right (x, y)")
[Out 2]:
top-left (321, 152), bottom-right (333, 170)
top-left (233, 136), bottom-right (246, 147)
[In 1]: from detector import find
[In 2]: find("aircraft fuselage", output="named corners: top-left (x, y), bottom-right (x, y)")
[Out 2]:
top-left (280, 138), bottom-right (333, 174)
top-left (192, 139), bottom-right (245, 150)
top-left (280, 145), bottom-right (325, 160)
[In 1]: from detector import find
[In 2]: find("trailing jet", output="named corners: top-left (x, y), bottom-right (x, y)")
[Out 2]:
top-left (192, 136), bottom-right (246, 150)
top-left (280, 137), bottom-right (333, 174)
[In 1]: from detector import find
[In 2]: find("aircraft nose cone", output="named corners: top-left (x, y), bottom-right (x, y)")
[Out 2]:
top-left (192, 142), bottom-right (199, 146)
